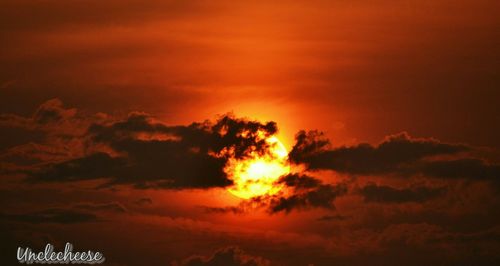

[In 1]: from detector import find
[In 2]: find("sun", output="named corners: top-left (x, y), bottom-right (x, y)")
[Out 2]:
top-left (225, 136), bottom-right (290, 199)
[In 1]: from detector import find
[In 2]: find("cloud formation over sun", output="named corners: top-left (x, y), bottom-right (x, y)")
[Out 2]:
top-left (225, 135), bottom-right (290, 199)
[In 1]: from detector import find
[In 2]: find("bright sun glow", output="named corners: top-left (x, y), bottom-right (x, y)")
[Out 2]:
top-left (225, 136), bottom-right (290, 199)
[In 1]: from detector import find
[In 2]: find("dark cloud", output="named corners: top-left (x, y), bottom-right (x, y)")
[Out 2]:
top-left (0, 113), bottom-right (31, 129)
top-left (289, 130), bottom-right (500, 184)
top-left (0, 98), bottom-right (77, 129)
top-left (290, 131), bottom-right (468, 175)
top-left (437, 227), bottom-right (500, 245)
top-left (277, 175), bottom-right (348, 213)
top-left (276, 173), bottom-right (321, 189)
top-left (317, 214), bottom-right (348, 221)
top-left (267, 182), bottom-right (347, 213)
top-left (88, 113), bottom-right (277, 160)
top-left (368, 223), bottom-right (500, 265)
top-left (0, 208), bottom-right (98, 224)
top-left (360, 183), bottom-right (445, 203)
top-left (32, 98), bottom-right (76, 125)
top-left (173, 246), bottom-right (270, 266)
top-left (201, 206), bottom-right (245, 215)
top-left (74, 202), bottom-right (127, 213)
top-left (134, 197), bottom-right (153, 205)
top-left (27, 112), bottom-right (279, 190)
top-left (28, 152), bottom-right (125, 182)
top-left (0, 142), bottom-right (75, 167)
top-left (277, 175), bottom-right (349, 213)
top-left (203, 174), bottom-right (348, 214)
top-left (0, 98), bottom-right (92, 161)
top-left (420, 159), bottom-right (500, 181)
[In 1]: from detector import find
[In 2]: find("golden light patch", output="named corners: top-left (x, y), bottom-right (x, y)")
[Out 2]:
top-left (225, 136), bottom-right (290, 199)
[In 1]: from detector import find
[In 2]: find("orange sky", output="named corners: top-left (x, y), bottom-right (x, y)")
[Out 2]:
top-left (2, 0), bottom-right (499, 148)
top-left (1, 1), bottom-right (500, 265)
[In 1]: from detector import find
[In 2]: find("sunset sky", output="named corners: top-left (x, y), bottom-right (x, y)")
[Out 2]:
top-left (1, 1), bottom-right (499, 265)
